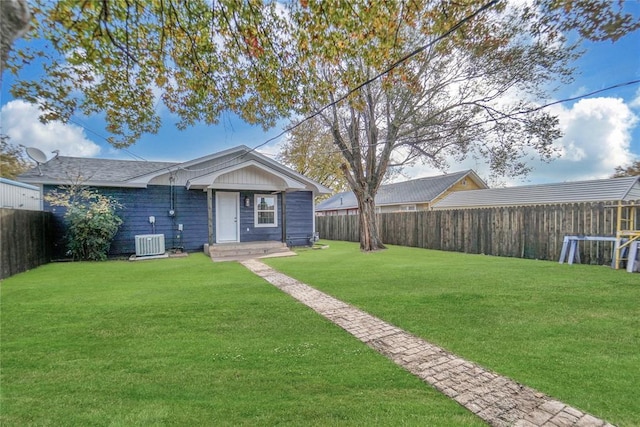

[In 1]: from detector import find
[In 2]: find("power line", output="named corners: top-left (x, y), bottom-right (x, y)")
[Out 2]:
top-left (243, 0), bottom-right (501, 156)
top-left (521, 79), bottom-right (640, 114)
top-left (38, 0), bottom-right (499, 174)
top-left (239, 1), bottom-right (640, 161)
top-left (435, 78), bottom-right (640, 134)
top-left (54, 0), bottom-right (640, 175)
top-left (148, 0), bottom-right (502, 177)
top-left (65, 117), bottom-right (148, 161)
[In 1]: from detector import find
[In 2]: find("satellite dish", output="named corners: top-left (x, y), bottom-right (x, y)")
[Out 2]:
top-left (26, 147), bottom-right (48, 164)
top-left (25, 147), bottom-right (48, 176)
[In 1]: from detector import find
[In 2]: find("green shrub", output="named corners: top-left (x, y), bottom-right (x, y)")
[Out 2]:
top-left (46, 187), bottom-right (123, 260)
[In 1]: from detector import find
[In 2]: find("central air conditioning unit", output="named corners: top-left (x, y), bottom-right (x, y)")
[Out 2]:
top-left (135, 234), bottom-right (166, 256)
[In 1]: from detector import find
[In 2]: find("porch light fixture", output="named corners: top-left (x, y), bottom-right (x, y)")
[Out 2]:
top-left (244, 196), bottom-right (251, 207)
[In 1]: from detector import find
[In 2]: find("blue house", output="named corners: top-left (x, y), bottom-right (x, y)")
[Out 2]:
top-left (19, 145), bottom-right (331, 258)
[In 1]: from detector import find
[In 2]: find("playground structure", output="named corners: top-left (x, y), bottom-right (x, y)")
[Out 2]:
top-left (614, 201), bottom-right (640, 271)
top-left (559, 201), bottom-right (640, 272)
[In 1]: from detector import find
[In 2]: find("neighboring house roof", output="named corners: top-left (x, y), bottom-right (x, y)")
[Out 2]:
top-left (0, 177), bottom-right (39, 191)
top-left (431, 176), bottom-right (640, 210)
top-left (18, 145), bottom-right (331, 194)
top-left (316, 170), bottom-right (487, 211)
top-left (1, 177), bottom-right (41, 210)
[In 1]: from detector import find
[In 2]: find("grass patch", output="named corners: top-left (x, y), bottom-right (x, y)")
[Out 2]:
top-left (1, 254), bottom-right (484, 426)
top-left (266, 241), bottom-right (640, 426)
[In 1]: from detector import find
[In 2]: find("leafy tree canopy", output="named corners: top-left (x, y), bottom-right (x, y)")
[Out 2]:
top-left (6, 0), bottom-right (639, 250)
top-left (612, 160), bottom-right (640, 178)
top-left (0, 135), bottom-right (32, 179)
top-left (8, 1), bottom-right (637, 147)
top-left (277, 118), bottom-right (349, 198)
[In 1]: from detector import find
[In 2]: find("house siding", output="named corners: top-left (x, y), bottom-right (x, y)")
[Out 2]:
top-left (238, 191), bottom-right (283, 242)
top-left (285, 191), bottom-right (315, 246)
top-left (215, 191), bottom-right (314, 245)
top-left (44, 185), bottom-right (208, 257)
top-left (44, 185), bottom-right (316, 257)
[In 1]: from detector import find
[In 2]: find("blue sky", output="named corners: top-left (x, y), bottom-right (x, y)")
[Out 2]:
top-left (1, 2), bottom-right (639, 187)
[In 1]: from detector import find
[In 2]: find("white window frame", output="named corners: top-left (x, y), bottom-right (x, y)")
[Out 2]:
top-left (399, 204), bottom-right (417, 212)
top-left (254, 194), bottom-right (278, 227)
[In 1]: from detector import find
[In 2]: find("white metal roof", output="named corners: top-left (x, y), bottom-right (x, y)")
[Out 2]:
top-left (431, 176), bottom-right (640, 210)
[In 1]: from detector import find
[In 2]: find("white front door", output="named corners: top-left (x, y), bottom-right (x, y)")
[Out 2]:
top-left (216, 192), bottom-right (239, 243)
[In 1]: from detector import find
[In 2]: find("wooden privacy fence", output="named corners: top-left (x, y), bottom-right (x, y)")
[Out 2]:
top-left (317, 202), bottom-right (631, 264)
top-left (1, 208), bottom-right (52, 279)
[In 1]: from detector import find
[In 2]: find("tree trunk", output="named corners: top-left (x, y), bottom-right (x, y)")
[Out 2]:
top-left (357, 192), bottom-right (386, 251)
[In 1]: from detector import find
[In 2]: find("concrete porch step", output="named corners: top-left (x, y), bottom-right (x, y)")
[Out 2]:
top-left (208, 241), bottom-right (296, 262)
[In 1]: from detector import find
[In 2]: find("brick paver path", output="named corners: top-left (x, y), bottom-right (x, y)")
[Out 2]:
top-left (241, 259), bottom-right (615, 427)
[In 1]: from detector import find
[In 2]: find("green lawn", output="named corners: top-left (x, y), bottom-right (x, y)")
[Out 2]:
top-left (266, 241), bottom-right (640, 426)
top-left (1, 255), bottom-right (484, 426)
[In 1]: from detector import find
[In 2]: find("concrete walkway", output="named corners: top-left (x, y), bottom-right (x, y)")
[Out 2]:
top-left (241, 259), bottom-right (614, 427)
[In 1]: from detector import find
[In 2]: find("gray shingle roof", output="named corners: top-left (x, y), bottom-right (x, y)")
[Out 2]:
top-left (431, 176), bottom-right (640, 210)
top-left (17, 146), bottom-right (332, 194)
top-left (19, 156), bottom-right (178, 185)
top-left (316, 170), bottom-right (482, 211)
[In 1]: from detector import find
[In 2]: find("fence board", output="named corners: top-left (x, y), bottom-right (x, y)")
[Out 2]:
top-left (1, 209), bottom-right (52, 279)
top-left (317, 202), bottom-right (629, 265)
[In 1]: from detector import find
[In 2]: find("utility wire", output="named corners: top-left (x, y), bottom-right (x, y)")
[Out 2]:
top-left (176, 0), bottom-right (640, 172)
top-left (66, 117), bottom-right (148, 161)
top-left (241, 0), bottom-right (640, 161)
top-left (242, 0), bottom-right (501, 157)
top-left (520, 79), bottom-right (640, 114)
top-left (54, 0), bottom-right (640, 176)
top-left (144, 0), bottom-right (502, 176)
top-left (40, 0), bottom-right (500, 173)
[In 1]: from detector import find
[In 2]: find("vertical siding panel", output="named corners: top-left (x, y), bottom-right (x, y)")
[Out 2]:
top-left (285, 191), bottom-right (314, 246)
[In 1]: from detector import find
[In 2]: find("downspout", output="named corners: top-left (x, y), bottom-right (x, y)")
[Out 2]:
top-left (207, 188), bottom-right (214, 245)
top-left (281, 191), bottom-right (287, 244)
top-left (312, 191), bottom-right (316, 239)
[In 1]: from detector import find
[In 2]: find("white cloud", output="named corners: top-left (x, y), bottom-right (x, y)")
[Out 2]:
top-left (630, 87), bottom-right (640, 109)
top-left (1, 100), bottom-right (101, 158)
top-left (402, 97), bottom-right (638, 186)
top-left (257, 140), bottom-right (285, 159)
top-left (534, 97), bottom-right (637, 182)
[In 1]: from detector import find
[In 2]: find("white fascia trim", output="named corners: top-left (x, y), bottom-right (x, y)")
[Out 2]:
top-left (180, 145), bottom-right (252, 169)
top-left (430, 176), bottom-right (468, 205)
top-left (200, 183), bottom-right (287, 191)
top-left (124, 144), bottom-right (332, 194)
top-left (0, 177), bottom-right (40, 191)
